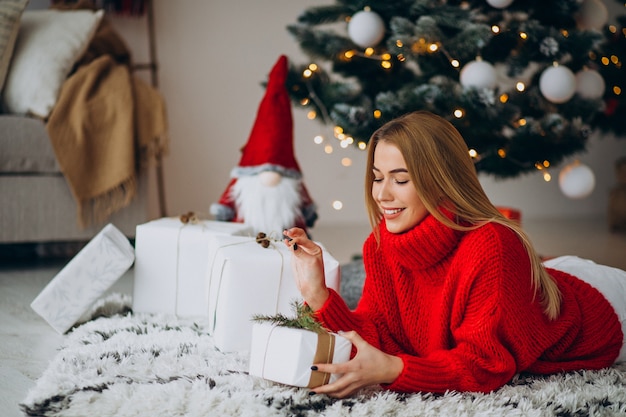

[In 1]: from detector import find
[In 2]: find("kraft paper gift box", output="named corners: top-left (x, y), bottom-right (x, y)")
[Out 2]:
top-left (206, 234), bottom-right (340, 353)
top-left (249, 322), bottom-right (352, 388)
top-left (132, 217), bottom-right (252, 317)
top-left (30, 223), bottom-right (135, 334)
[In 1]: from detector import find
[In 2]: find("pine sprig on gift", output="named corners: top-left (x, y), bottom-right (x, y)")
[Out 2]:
top-left (251, 301), bottom-right (328, 334)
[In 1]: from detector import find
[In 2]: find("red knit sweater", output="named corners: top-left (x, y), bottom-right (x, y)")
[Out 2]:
top-left (316, 214), bottom-right (623, 394)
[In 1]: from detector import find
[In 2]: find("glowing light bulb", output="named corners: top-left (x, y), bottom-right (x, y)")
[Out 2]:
top-left (332, 200), bottom-right (343, 210)
top-left (313, 135), bottom-right (324, 144)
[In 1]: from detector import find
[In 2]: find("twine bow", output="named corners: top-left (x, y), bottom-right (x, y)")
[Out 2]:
top-left (179, 211), bottom-right (200, 224)
top-left (255, 232), bottom-right (272, 248)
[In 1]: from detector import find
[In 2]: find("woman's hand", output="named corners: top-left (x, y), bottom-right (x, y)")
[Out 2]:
top-left (283, 227), bottom-right (329, 310)
top-left (310, 331), bottom-right (404, 398)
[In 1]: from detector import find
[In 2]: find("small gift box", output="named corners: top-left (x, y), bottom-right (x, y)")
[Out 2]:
top-left (249, 322), bottom-right (352, 388)
top-left (30, 223), bottom-right (135, 334)
top-left (132, 216), bottom-right (252, 317)
top-left (206, 234), bottom-right (340, 353)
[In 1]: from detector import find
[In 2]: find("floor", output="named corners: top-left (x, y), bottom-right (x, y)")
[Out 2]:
top-left (1, 218), bottom-right (625, 417)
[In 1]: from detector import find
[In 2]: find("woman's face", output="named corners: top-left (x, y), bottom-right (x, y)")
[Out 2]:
top-left (372, 141), bottom-right (429, 234)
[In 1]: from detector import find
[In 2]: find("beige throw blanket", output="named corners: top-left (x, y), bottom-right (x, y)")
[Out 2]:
top-left (46, 2), bottom-right (168, 228)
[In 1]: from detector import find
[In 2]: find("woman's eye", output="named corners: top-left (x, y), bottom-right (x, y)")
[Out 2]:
top-left (395, 179), bottom-right (409, 185)
top-left (373, 177), bottom-right (383, 183)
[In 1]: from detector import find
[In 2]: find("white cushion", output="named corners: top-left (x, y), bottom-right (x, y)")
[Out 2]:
top-left (0, 0), bottom-right (29, 93)
top-left (1, 9), bottom-right (104, 118)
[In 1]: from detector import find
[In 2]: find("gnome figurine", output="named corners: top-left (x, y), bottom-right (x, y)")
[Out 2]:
top-left (210, 55), bottom-right (318, 237)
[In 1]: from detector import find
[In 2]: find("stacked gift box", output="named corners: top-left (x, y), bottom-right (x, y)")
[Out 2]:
top-left (31, 216), bottom-right (345, 385)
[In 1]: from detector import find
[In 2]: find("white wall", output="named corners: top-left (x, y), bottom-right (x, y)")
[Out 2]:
top-left (111, 0), bottom-right (625, 226)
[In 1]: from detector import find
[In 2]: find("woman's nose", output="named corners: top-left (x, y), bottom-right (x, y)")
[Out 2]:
top-left (376, 181), bottom-right (391, 201)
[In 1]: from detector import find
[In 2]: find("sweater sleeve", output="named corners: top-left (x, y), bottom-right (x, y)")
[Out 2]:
top-left (315, 235), bottom-right (406, 354)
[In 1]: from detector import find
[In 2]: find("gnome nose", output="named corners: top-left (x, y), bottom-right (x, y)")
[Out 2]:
top-left (258, 171), bottom-right (282, 187)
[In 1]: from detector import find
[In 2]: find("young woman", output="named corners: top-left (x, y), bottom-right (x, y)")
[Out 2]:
top-left (283, 110), bottom-right (626, 398)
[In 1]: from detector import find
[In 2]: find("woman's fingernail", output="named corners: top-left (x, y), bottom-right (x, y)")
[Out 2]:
top-left (310, 365), bottom-right (318, 371)
top-left (293, 243), bottom-right (298, 250)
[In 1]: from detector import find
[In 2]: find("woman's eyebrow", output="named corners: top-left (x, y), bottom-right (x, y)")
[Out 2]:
top-left (372, 165), bottom-right (408, 174)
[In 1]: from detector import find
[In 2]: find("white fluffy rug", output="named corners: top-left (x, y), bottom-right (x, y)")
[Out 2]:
top-left (20, 295), bottom-right (626, 417)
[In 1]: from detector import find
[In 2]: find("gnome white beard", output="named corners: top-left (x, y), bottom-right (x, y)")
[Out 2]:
top-left (232, 174), bottom-right (303, 237)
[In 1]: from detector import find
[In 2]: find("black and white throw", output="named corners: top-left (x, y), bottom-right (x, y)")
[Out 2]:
top-left (20, 293), bottom-right (626, 417)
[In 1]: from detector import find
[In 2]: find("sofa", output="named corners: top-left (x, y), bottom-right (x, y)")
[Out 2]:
top-left (0, 114), bottom-right (148, 244)
top-left (0, 3), bottom-right (165, 247)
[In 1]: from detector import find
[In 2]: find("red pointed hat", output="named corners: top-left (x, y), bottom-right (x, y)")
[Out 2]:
top-left (232, 54), bottom-right (301, 179)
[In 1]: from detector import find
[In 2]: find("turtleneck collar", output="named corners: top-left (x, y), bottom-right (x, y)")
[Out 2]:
top-left (378, 210), bottom-right (463, 270)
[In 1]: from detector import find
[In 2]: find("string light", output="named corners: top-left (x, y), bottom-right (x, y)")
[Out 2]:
top-left (332, 200), bottom-right (343, 210)
top-left (534, 162), bottom-right (552, 182)
top-left (341, 157), bottom-right (352, 167)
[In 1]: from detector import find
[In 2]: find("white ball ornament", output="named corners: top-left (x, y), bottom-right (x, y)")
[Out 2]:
top-left (575, 69), bottom-right (605, 100)
top-left (577, 0), bottom-right (609, 31)
top-left (460, 60), bottom-right (497, 89)
top-left (558, 162), bottom-right (596, 199)
top-left (539, 65), bottom-right (576, 104)
top-left (348, 10), bottom-right (385, 48)
top-left (486, 0), bottom-right (514, 8)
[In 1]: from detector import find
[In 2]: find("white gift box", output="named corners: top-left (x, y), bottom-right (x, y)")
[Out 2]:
top-left (207, 234), bottom-right (340, 353)
top-left (30, 223), bottom-right (135, 334)
top-left (249, 322), bottom-right (352, 388)
top-left (132, 217), bottom-right (252, 317)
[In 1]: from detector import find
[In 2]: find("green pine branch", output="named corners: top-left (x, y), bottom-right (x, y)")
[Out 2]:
top-left (251, 301), bottom-right (328, 334)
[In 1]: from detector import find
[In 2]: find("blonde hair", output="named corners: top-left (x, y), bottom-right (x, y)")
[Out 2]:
top-left (364, 111), bottom-right (562, 320)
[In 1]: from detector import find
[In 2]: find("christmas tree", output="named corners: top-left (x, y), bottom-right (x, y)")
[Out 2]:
top-left (284, 0), bottom-right (625, 179)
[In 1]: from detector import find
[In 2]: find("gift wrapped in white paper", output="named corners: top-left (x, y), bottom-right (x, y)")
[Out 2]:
top-left (207, 234), bottom-right (340, 352)
top-left (249, 322), bottom-right (352, 388)
top-left (132, 217), bottom-right (252, 317)
top-left (30, 223), bottom-right (135, 334)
